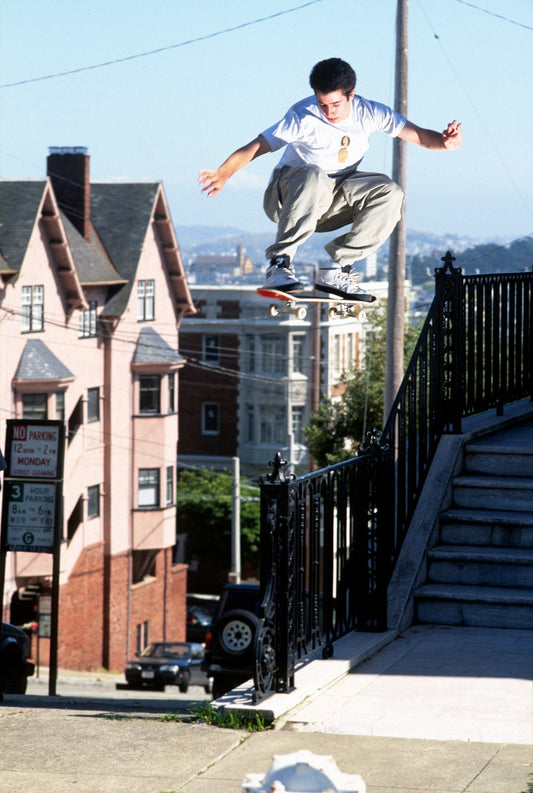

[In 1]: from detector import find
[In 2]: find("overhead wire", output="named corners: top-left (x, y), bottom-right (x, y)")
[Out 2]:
top-left (0, 0), bottom-right (324, 89)
top-left (415, 0), bottom-right (533, 224)
top-left (454, 0), bottom-right (533, 31)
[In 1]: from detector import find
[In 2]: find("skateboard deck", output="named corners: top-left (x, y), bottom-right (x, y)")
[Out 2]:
top-left (257, 288), bottom-right (374, 320)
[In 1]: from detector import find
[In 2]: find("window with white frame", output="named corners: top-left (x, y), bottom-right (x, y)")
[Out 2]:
top-left (137, 279), bottom-right (155, 320)
top-left (203, 335), bottom-right (220, 365)
top-left (22, 393), bottom-right (48, 419)
top-left (332, 334), bottom-right (342, 378)
top-left (202, 403), bottom-right (219, 435)
top-left (21, 285), bottom-right (44, 332)
top-left (260, 406), bottom-right (286, 444)
top-left (261, 336), bottom-right (286, 374)
top-left (292, 335), bottom-right (305, 374)
top-left (55, 391), bottom-right (65, 421)
top-left (138, 468), bottom-right (160, 507)
top-left (291, 405), bottom-right (305, 444)
top-left (87, 387), bottom-right (100, 422)
top-left (345, 333), bottom-right (355, 373)
top-left (168, 373), bottom-right (175, 413)
top-left (87, 484), bottom-right (100, 518)
top-left (79, 300), bottom-right (97, 338)
top-left (166, 466), bottom-right (174, 506)
top-left (139, 375), bottom-right (161, 413)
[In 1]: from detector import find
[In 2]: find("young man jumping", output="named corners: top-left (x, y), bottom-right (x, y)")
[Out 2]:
top-left (199, 58), bottom-right (462, 302)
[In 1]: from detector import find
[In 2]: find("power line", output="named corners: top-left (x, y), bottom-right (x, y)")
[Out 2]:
top-left (454, 0), bottom-right (533, 31)
top-left (416, 0), bottom-right (533, 224)
top-left (1, 1), bottom-right (323, 89)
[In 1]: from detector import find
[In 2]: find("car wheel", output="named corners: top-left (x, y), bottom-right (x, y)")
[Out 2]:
top-left (4, 671), bottom-right (27, 695)
top-left (216, 610), bottom-right (259, 658)
top-left (179, 670), bottom-right (190, 694)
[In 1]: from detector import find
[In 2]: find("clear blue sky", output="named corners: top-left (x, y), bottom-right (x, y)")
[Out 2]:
top-left (1, 0), bottom-right (532, 243)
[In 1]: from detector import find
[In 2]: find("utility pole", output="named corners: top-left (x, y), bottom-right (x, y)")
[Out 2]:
top-left (229, 456), bottom-right (241, 583)
top-left (384, 0), bottom-right (408, 420)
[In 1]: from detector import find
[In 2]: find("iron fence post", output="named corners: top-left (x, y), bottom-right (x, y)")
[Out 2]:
top-left (255, 453), bottom-right (295, 701)
top-left (435, 251), bottom-right (464, 433)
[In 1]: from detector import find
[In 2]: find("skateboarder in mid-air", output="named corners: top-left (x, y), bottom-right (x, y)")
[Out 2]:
top-left (199, 58), bottom-right (462, 303)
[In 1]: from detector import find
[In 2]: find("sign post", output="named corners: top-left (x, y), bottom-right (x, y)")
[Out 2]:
top-left (0, 420), bottom-right (65, 696)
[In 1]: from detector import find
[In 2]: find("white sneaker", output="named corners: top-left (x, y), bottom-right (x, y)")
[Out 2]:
top-left (263, 256), bottom-right (304, 292)
top-left (315, 266), bottom-right (377, 303)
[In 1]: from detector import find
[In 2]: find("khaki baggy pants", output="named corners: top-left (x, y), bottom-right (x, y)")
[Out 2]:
top-left (263, 164), bottom-right (404, 266)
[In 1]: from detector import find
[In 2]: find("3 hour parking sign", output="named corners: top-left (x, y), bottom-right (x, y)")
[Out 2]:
top-left (3, 480), bottom-right (57, 552)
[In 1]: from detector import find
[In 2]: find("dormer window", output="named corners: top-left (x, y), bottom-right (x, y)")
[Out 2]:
top-left (137, 279), bottom-right (155, 321)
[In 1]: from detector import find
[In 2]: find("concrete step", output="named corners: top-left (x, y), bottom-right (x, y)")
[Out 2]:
top-left (415, 583), bottom-right (533, 629)
top-left (464, 421), bottom-right (533, 478)
top-left (440, 508), bottom-right (533, 548)
top-left (427, 545), bottom-right (533, 587)
top-left (441, 512), bottom-right (533, 548)
top-left (452, 474), bottom-right (533, 512)
top-left (465, 443), bottom-right (533, 478)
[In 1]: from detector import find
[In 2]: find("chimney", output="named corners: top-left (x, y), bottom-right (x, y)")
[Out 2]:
top-left (47, 147), bottom-right (91, 241)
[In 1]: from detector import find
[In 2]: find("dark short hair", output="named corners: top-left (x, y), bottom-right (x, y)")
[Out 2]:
top-left (309, 58), bottom-right (356, 97)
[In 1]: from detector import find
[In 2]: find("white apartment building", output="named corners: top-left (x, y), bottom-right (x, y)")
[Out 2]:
top-left (178, 284), bottom-right (388, 478)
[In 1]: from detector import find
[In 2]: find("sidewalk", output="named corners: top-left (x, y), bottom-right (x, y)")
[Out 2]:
top-left (0, 625), bottom-right (531, 793)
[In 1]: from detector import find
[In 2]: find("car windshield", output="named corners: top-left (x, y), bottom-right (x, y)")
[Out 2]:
top-left (140, 643), bottom-right (191, 659)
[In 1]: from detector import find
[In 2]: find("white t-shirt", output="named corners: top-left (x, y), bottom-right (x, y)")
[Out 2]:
top-left (260, 94), bottom-right (406, 176)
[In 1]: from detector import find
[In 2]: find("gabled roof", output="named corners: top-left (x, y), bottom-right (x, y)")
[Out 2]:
top-left (13, 339), bottom-right (74, 382)
top-left (60, 211), bottom-right (126, 286)
top-left (132, 326), bottom-right (185, 365)
top-left (91, 182), bottom-right (195, 320)
top-left (0, 175), bottom-right (195, 321)
top-left (0, 181), bottom-right (47, 274)
top-left (91, 183), bottom-right (159, 318)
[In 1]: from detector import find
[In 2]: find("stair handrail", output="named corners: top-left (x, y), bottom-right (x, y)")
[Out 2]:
top-left (255, 255), bottom-right (533, 699)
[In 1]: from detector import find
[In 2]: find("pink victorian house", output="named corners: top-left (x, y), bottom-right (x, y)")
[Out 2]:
top-left (0, 148), bottom-right (195, 670)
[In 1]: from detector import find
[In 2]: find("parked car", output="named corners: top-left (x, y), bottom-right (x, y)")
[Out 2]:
top-left (0, 622), bottom-right (35, 696)
top-left (202, 583), bottom-right (261, 699)
top-left (124, 641), bottom-right (212, 694)
top-left (186, 605), bottom-right (213, 644)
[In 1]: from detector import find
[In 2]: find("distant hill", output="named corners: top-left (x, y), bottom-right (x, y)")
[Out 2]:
top-left (175, 225), bottom-right (490, 267)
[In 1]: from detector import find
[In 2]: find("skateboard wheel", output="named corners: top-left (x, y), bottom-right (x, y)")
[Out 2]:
top-left (295, 306), bottom-right (307, 320)
top-left (328, 306), bottom-right (339, 319)
top-left (358, 310), bottom-right (367, 322)
top-left (268, 304), bottom-right (279, 317)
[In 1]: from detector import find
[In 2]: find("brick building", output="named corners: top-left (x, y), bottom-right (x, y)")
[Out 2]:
top-left (0, 148), bottom-right (195, 670)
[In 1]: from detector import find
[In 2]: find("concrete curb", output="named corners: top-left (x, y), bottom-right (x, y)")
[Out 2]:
top-left (215, 629), bottom-right (398, 724)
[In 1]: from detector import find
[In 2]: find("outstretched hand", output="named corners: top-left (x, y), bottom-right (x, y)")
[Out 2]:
top-left (199, 169), bottom-right (227, 197)
top-left (442, 120), bottom-right (462, 150)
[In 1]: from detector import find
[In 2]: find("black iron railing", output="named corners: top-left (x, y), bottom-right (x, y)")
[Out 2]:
top-left (253, 254), bottom-right (533, 701)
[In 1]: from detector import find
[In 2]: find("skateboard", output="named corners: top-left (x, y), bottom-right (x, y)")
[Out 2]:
top-left (257, 288), bottom-right (374, 321)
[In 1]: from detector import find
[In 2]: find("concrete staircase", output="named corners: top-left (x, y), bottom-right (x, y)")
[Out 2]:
top-left (415, 418), bottom-right (533, 629)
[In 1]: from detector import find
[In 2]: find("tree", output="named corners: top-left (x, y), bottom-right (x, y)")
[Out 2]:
top-left (176, 469), bottom-right (260, 575)
top-left (303, 306), bottom-right (420, 468)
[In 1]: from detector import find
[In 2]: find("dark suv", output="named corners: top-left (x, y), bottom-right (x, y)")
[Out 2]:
top-left (0, 623), bottom-right (35, 697)
top-left (202, 583), bottom-right (260, 699)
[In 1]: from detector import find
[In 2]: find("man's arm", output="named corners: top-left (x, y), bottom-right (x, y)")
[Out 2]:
top-left (398, 120), bottom-right (462, 150)
top-left (199, 135), bottom-right (272, 196)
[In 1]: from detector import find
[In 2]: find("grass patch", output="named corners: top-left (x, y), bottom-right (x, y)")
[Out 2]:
top-left (190, 700), bottom-right (271, 731)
